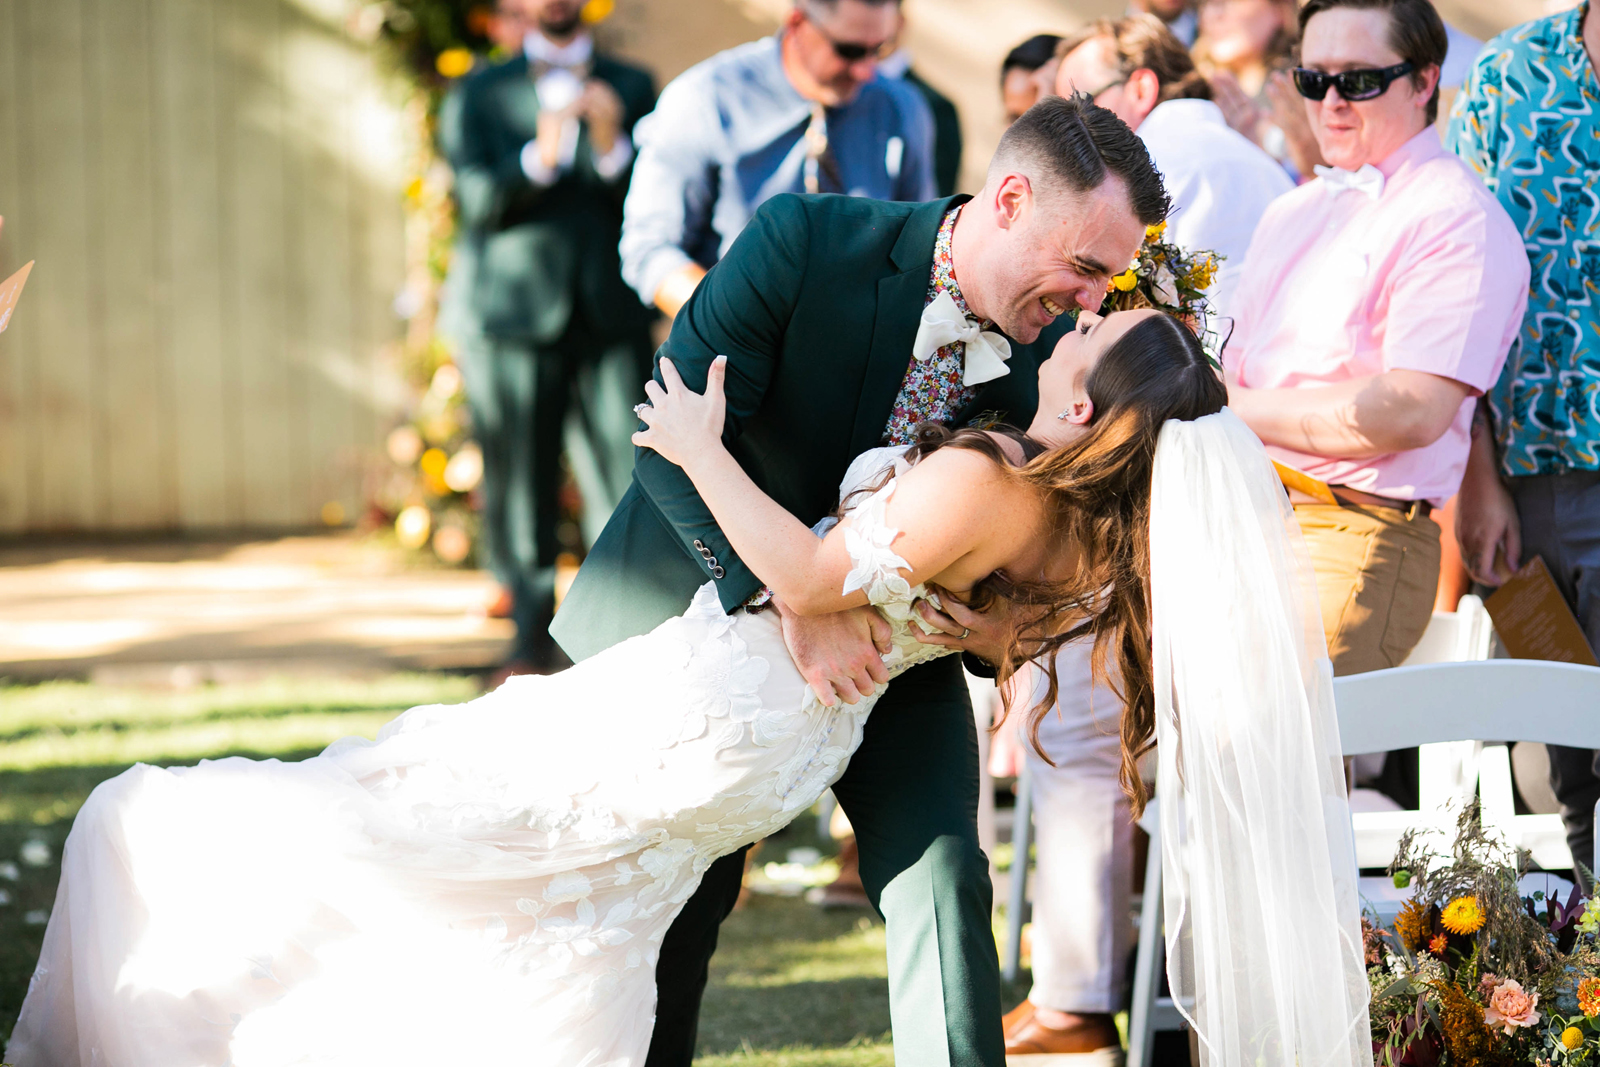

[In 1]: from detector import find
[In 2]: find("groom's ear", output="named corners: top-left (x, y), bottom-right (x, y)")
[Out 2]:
top-left (994, 173), bottom-right (1032, 231)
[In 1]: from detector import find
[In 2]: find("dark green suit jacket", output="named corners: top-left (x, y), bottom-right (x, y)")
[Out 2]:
top-left (438, 53), bottom-right (655, 346)
top-left (551, 193), bottom-right (1070, 662)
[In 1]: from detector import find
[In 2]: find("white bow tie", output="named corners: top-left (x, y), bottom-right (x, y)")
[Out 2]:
top-left (912, 290), bottom-right (1012, 387)
top-left (1314, 163), bottom-right (1385, 201)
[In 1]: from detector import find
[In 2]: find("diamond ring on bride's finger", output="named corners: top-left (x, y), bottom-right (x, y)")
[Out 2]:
top-left (633, 402), bottom-right (649, 416)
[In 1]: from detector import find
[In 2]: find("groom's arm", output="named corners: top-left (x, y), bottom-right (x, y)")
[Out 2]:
top-left (632, 194), bottom-right (811, 612)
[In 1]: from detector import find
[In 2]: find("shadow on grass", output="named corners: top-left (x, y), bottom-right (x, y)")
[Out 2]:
top-left (698, 894), bottom-right (891, 1058)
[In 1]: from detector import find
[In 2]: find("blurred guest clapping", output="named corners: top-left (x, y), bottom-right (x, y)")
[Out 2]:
top-left (1193, 0), bottom-right (1323, 176)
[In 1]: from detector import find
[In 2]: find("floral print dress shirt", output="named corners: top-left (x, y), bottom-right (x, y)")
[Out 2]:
top-left (1447, 3), bottom-right (1600, 476)
top-left (880, 206), bottom-right (984, 445)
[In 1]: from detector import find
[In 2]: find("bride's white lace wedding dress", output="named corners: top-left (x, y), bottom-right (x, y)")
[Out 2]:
top-left (8, 447), bottom-right (945, 1067)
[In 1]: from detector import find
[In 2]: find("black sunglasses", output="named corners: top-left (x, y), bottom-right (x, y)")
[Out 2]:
top-left (801, 10), bottom-right (896, 63)
top-left (1292, 62), bottom-right (1414, 101)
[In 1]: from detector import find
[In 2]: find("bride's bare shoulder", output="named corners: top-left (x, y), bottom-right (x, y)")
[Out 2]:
top-left (901, 440), bottom-right (1039, 511)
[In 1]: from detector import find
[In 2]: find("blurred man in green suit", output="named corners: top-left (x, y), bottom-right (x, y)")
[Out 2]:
top-left (552, 97), bottom-right (1169, 1067)
top-left (439, 0), bottom-right (655, 671)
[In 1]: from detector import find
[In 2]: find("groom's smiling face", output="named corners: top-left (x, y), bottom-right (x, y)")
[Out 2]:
top-left (957, 172), bottom-right (1146, 344)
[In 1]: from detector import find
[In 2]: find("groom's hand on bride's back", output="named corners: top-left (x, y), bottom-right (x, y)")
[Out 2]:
top-left (774, 601), bottom-right (893, 707)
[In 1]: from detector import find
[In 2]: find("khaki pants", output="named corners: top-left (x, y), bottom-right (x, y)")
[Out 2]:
top-left (1293, 503), bottom-right (1442, 676)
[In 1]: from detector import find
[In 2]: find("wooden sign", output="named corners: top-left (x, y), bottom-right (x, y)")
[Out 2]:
top-left (1484, 556), bottom-right (1599, 666)
top-left (1273, 459), bottom-right (1339, 506)
top-left (0, 259), bottom-right (33, 334)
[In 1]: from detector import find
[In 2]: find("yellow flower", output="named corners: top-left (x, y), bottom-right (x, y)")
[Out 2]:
top-left (1441, 896), bottom-right (1486, 935)
top-left (1186, 253), bottom-right (1218, 291)
top-left (1112, 270), bottom-right (1139, 292)
top-left (1563, 1026), bottom-right (1585, 1050)
top-left (581, 0), bottom-right (615, 22)
top-left (435, 47), bottom-right (475, 79)
top-left (1145, 221), bottom-right (1167, 242)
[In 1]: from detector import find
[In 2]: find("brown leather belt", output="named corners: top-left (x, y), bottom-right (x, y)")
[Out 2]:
top-left (1288, 484), bottom-right (1432, 520)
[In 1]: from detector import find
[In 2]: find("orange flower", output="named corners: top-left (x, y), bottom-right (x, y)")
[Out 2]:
top-left (1395, 898), bottom-right (1430, 953)
top-left (1427, 933), bottom-right (1448, 956)
top-left (1579, 976), bottom-right (1600, 1017)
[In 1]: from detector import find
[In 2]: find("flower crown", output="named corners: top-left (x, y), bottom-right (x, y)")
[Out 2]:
top-left (1103, 222), bottom-right (1225, 370)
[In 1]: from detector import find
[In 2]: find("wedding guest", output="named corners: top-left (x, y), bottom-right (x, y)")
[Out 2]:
top-left (1448, 1), bottom-right (1600, 879)
top-left (1054, 14), bottom-right (1291, 319)
top-left (619, 0), bottom-right (936, 319)
top-left (437, 0), bottom-right (656, 674)
top-left (1226, 0), bottom-right (1528, 687)
top-left (1001, 34), bottom-right (1063, 123)
top-left (1192, 0), bottom-right (1324, 177)
top-left (1132, 0), bottom-right (1198, 47)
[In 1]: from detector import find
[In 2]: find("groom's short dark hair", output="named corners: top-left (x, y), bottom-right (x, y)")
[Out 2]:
top-left (992, 94), bottom-right (1170, 226)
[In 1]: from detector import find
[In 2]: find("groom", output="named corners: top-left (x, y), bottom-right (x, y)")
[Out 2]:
top-left (552, 95), bottom-right (1167, 1066)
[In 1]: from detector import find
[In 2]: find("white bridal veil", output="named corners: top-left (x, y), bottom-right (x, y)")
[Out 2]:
top-left (1149, 409), bottom-right (1373, 1067)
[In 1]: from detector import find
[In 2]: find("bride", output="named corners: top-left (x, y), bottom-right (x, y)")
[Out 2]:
top-left (7, 308), bottom-right (1370, 1067)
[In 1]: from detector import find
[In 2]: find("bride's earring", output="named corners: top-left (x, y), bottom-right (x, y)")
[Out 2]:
top-left (1056, 408), bottom-right (1072, 420)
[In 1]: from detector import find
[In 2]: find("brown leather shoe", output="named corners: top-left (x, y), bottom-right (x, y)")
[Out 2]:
top-left (1004, 1007), bottom-right (1122, 1059)
top-left (1002, 999), bottom-right (1039, 1039)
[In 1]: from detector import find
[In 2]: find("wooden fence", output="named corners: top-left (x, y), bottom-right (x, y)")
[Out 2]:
top-left (0, 0), bottom-right (407, 533)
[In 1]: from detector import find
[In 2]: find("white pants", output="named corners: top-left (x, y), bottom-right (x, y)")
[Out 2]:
top-left (1024, 641), bottom-right (1133, 1014)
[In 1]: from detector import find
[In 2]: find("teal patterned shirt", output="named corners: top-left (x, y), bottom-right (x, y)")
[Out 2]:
top-left (1446, 4), bottom-right (1600, 476)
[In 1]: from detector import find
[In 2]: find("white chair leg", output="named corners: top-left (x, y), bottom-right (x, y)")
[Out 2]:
top-left (1127, 818), bottom-right (1163, 1067)
top-left (1002, 758), bottom-right (1034, 983)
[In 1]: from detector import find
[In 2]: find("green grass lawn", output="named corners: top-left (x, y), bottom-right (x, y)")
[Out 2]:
top-left (0, 674), bottom-right (1029, 1064)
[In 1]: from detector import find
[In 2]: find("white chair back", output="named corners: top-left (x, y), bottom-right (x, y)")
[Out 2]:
top-left (1337, 658), bottom-right (1600, 879)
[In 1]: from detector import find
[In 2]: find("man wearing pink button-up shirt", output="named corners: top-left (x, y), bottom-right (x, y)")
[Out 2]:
top-left (1227, 0), bottom-right (1528, 677)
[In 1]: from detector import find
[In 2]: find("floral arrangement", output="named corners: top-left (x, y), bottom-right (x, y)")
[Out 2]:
top-left (1365, 803), bottom-right (1600, 1065)
top-left (1104, 221), bottom-right (1225, 369)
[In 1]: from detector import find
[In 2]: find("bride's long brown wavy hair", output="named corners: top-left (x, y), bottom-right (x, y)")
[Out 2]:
top-left (911, 313), bottom-right (1226, 816)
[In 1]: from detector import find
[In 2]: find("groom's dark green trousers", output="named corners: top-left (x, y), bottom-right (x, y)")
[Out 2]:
top-left (551, 193), bottom-right (1068, 1066)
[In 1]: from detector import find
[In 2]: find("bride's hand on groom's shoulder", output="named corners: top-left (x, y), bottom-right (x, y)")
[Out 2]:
top-left (631, 356), bottom-right (728, 470)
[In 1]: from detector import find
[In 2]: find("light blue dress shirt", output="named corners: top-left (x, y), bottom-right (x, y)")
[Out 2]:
top-left (619, 35), bottom-right (937, 305)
